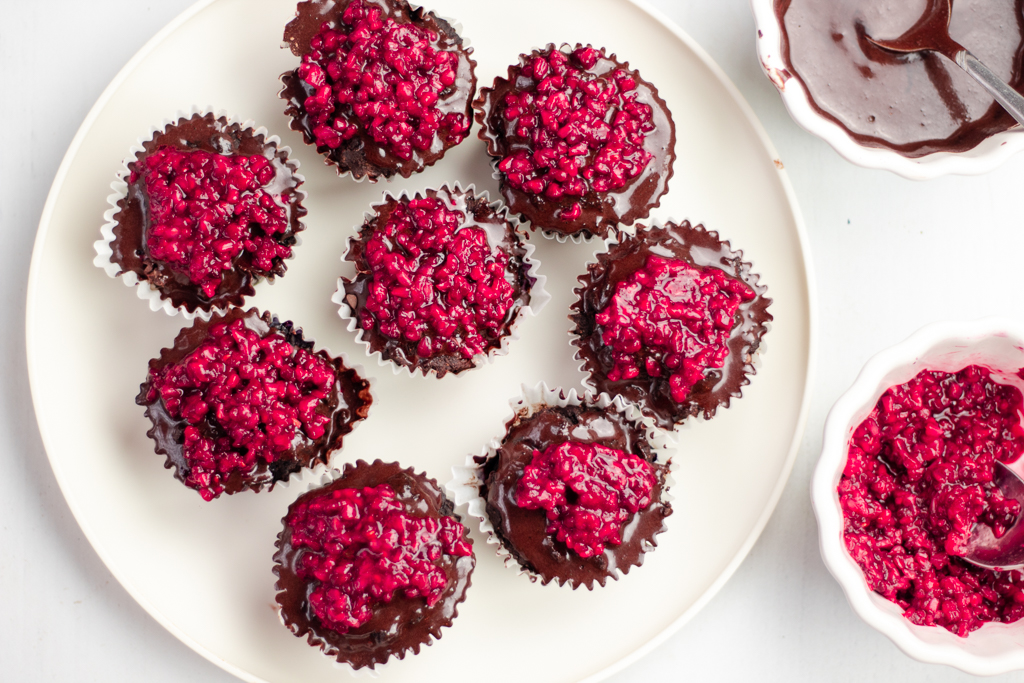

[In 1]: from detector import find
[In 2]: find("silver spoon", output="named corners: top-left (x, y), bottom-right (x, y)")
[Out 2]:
top-left (962, 461), bottom-right (1024, 571)
top-left (866, 0), bottom-right (1024, 128)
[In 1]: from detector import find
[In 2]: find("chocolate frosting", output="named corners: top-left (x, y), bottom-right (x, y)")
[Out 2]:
top-left (274, 460), bottom-right (475, 669)
top-left (137, 307), bottom-right (373, 496)
top-left (111, 113), bottom-right (305, 312)
top-left (475, 44), bottom-right (675, 239)
top-left (480, 402), bottom-right (672, 589)
top-left (340, 186), bottom-right (535, 377)
top-left (570, 222), bottom-right (771, 429)
top-left (775, 0), bottom-right (1024, 156)
top-left (280, 0), bottom-right (477, 180)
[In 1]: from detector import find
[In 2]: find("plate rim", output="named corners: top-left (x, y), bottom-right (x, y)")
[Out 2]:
top-left (25, 0), bottom-right (818, 681)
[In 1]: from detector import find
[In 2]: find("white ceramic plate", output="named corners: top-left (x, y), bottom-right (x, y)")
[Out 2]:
top-left (26, 1), bottom-right (814, 681)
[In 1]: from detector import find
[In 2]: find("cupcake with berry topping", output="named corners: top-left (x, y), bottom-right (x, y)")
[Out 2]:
top-left (280, 0), bottom-right (477, 181)
top-left (475, 44), bottom-right (675, 240)
top-left (333, 184), bottom-right (547, 377)
top-left (137, 307), bottom-right (372, 501)
top-left (274, 460), bottom-right (475, 669)
top-left (95, 111), bottom-right (306, 318)
top-left (448, 383), bottom-right (673, 589)
top-left (571, 221), bottom-right (771, 430)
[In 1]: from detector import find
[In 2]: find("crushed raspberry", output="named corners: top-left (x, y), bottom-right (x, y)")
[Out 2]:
top-left (132, 147), bottom-right (292, 298)
top-left (358, 196), bottom-right (517, 359)
top-left (516, 441), bottom-right (656, 558)
top-left (840, 366), bottom-right (1024, 636)
top-left (594, 255), bottom-right (755, 403)
top-left (146, 319), bottom-right (336, 501)
top-left (297, 0), bottom-right (470, 160)
top-left (494, 46), bottom-right (656, 222)
top-left (286, 484), bottom-right (472, 634)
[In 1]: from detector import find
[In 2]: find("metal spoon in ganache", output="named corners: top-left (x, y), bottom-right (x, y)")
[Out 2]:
top-left (866, 0), bottom-right (1024, 128)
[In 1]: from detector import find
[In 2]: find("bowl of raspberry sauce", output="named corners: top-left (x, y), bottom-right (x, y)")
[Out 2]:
top-left (752, 0), bottom-right (1024, 179)
top-left (814, 319), bottom-right (1024, 674)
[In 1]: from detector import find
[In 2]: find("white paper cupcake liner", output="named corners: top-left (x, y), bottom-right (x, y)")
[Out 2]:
top-left (446, 381), bottom-right (677, 588)
top-left (331, 182), bottom-right (550, 378)
top-left (93, 105), bottom-right (307, 321)
top-left (570, 219), bottom-right (770, 436)
top-left (273, 460), bottom-right (470, 676)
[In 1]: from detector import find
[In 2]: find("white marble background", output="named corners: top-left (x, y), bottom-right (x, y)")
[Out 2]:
top-left (5, 0), bottom-right (1024, 680)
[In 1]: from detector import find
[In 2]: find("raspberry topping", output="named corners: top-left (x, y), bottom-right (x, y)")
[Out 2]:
top-left (516, 441), bottom-right (657, 558)
top-left (840, 366), bottom-right (1024, 635)
top-left (357, 195), bottom-right (518, 360)
top-left (132, 146), bottom-right (293, 298)
top-left (594, 254), bottom-right (756, 404)
top-left (146, 318), bottom-right (336, 501)
top-left (285, 483), bottom-right (472, 634)
top-left (492, 46), bottom-right (656, 223)
top-left (297, 0), bottom-right (470, 161)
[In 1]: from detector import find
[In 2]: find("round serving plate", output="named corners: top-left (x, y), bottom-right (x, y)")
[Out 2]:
top-left (26, 0), bottom-right (815, 681)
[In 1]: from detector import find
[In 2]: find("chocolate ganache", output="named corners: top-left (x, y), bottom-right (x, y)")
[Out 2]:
top-left (776, 0), bottom-right (1024, 156)
top-left (480, 402), bottom-right (672, 588)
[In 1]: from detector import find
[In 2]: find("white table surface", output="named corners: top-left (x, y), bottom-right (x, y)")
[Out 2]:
top-left (5, 1), bottom-right (1024, 680)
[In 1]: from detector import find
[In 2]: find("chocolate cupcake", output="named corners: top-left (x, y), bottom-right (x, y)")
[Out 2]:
top-left (475, 44), bottom-right (675, 240)
top-left (280, 0), bottom-right (477, 181)
top-left (450, 384), bottom-right (673, 589)
top-left (274, 460), bottom-right (475, 669)
top-left (571, 221), bottom-right (771, 429)
top-left (334, 184), bottom-right (546, 378)
top-left (137, 307), bottom-right (372, 501)
top-left (95, 111), bottom-right (306, 317)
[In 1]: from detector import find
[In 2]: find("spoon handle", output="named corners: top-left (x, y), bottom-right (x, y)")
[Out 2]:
top-left (956, 50), bottom-right (1024, 128)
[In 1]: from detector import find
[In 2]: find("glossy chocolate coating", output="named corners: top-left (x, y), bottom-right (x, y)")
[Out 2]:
top-left (480, 402), bottom-right (671, 588)
top-left (475, 44), bottom-right (675, 239)
top-left (274, 460), bottom-right (474, 669)
top-left (776, 0), bottom-right (1024, 156)
top-left (111, 113), bottom-right (305, 312)
top-left (137, 308), bottom-right (372, 496)
top-left (571, 222), bottom-right (771, 429)
top-left (340, 186), bottom-right (534, 377)
top-left (280, 0), bottom-right (476, 180)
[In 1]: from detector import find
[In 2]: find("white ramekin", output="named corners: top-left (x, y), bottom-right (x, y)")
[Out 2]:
top-left (751, 0), bottom-right (1024, 180)
top-left (814, 318), bottom-right (1024, 675)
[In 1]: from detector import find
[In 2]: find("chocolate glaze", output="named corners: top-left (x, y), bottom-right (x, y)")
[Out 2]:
top-left (111, 113), bottom-right (305, 313)
top-left (475, 44), bottom-right (676, 240)
top-left (570, 222), bottom-right (772, 430)
top-left (479, 401), bottom-right (672, 589)
top-left (274, 460), bottom-right (474, 669)
top-left (280, 0), bottom-right (477, 181)
top-left (137, 307), bottom-right (373, 496)
top-left (776, 0), bottom-right (1024, 156)
top-left (341, 186), bottom-right (535, 377)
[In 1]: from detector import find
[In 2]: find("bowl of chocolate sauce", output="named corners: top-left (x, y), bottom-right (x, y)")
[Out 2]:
top-left (753, 0), bottom-right (1024, 178)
